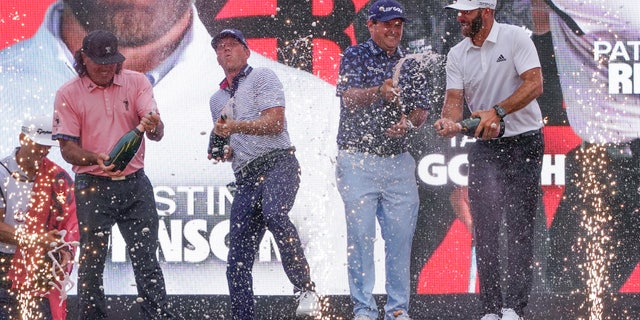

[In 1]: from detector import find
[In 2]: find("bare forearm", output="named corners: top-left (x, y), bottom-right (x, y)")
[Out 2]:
top-left (342, 86), bottom-right (383, 109)
top-left (496, 68), bottom-right (543, 114)
top-left (219, 107), bottom-right (286, 137)
top-left (441, 89), bottom-right (464, 121)
top-left (408, 109), bottom-right (428, 128)
top-left (230, 117), bottom-right (283, 136)
top-left (59, 140), bottom-right (99, 166)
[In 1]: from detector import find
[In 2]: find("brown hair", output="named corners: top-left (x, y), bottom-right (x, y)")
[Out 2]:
top-left (73, 50), bottom-right (123, 77)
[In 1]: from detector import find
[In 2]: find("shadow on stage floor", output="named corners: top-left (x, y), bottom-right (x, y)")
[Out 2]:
top-left (65, 293), bottom-right (640, 319)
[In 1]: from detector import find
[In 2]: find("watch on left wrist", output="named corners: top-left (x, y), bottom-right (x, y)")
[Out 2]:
top-left (493, 105), bottom-right (507, 119)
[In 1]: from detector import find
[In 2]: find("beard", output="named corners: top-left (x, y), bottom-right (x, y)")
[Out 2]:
top-left (463, 11), bottom-right (484, 38)
top-left (63, 0), bottom-right (191, 47)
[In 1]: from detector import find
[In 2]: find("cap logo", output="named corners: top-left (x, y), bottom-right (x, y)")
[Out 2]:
top-left (105, 46), bottom-right (113, 54)
top-left (379, 6), bottom-right (403, 14)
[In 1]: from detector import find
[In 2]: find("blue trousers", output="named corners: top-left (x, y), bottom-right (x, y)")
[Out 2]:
top-left (335, 150), bottom-right (419, 320)
top-left (468, 132), bottom-right (544, 315)
top-left (74, 170), bottom-right (174, 320)
top-left (227, 150), bottom-right (313, 320)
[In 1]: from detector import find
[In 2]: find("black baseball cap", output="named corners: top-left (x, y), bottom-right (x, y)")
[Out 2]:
top-left (81, 30), bottom-right (126, 65)
top-left (211, 29), bottom-right (249, 50)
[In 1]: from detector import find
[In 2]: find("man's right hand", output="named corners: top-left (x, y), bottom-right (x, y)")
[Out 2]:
top-left (40, 229), bottom-right (61, 248)
top-left (434, 118), bottom-right (461, 138)
top-left (98, 152), bottom-right (121, 176)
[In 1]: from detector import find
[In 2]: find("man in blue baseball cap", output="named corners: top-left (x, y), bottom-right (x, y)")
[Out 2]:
top-left (367, 0), bottom-right (407, 22)
top-left (335, 0), bottom-right (429, 319)
top-left (210, 28), bottom-right (249, 51)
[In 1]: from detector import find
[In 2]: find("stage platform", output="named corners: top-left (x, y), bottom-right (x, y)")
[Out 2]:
top-left (64, 293), bottom-right (640, 319)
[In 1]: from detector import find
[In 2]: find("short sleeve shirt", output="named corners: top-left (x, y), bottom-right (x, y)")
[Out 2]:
top-left (0, 152), bottom-right (32, 254)
top-left (209, 66), bottom-right (291, 172)
top-left (52, 70), bottom-right (158, 176)
top-left (336, 38), bottom-right (430, 155)
top-left (446, 22), bottom-right (543, 137)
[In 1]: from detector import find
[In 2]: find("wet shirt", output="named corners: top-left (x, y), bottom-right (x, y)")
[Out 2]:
top-left (209, 66), bottom-right (292, 172)
top-left (446, 22), bottom-right (543, 137)
top-left (52, 70), bottom-right (158, 176)
top-left (336, 38), bottom-right (428, 156)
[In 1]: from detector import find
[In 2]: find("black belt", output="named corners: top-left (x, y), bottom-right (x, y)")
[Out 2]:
top-left (237, 147), bottom-right (295, 178)
top-left (77, 169), bottom-right (145, 181)
top-left (481, 129), bottom-right (542, 145)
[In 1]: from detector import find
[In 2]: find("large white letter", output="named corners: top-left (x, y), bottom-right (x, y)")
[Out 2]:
top-left (593, 41), bottom-right (612, 61)
top-left (417, 154), bottom-right (448, 186)
top-left (609, 63), bottom-right (633, 94)
top-left (184, 219), bottom-right (210, 262)
top-left (158, 219), bottom-right (183, 262)
top-left (541, 154), bottom-right (565, 186)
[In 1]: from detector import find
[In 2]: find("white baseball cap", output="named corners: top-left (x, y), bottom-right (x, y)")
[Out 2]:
top-left (21, 115), bottom-right (58, 147)
top-left (445, 0), bottom-right (497, 10)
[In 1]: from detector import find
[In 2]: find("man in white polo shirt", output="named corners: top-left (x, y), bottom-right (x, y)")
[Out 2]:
top-left (435, 0), bottom-right (544, 319)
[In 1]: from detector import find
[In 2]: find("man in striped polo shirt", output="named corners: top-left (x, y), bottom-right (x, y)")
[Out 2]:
top-left (208, 28), bottom-right (320, 320)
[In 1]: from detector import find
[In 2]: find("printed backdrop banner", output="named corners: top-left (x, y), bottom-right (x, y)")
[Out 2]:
top-left (1, 0), bottom-right (638, 296)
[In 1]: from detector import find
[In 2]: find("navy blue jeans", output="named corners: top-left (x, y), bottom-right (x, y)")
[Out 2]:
top-left (74, 170), bottom-right (174, 320)
top-left (227, 150), bottom-right (313, 320)
top-left (467, 131), bottom-right (544, 315)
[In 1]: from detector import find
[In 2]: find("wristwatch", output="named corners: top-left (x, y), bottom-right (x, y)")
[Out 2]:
top-left (493, 105), bottom-right (507, 119)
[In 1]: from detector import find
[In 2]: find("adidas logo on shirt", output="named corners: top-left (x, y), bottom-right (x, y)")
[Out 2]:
top-left (496, 54), bottom-right (507, 62)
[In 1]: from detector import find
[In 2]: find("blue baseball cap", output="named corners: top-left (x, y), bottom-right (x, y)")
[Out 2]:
top-left (211, 29), bottom-right (249, 50)
top-left (368, 0), bottom-right (406, 22)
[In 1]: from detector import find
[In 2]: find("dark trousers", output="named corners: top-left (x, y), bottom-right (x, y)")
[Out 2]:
top-left (227, 150), bottom-right (313, 320)
top-left (468, 132), bottom-right (544, 315)
top-left (74, 170), bottom-right (174, 320)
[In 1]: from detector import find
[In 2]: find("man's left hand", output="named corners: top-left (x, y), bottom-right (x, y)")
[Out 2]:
top-left (385, 114), bottom-right (410, 138)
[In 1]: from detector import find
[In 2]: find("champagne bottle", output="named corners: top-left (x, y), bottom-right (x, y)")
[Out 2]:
top-left (208, 115), bottom-right (229, 158)
top-left (104, 124), bottom-right (144, 171)
top-left (457, 117), bottom-right (505, 138)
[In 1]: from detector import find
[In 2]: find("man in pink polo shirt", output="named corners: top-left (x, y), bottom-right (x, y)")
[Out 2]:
top-left (52, 30), bottom-right (177, 320)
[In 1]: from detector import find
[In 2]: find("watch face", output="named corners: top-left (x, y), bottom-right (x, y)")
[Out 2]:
top-left (494, 105), bottom-right (507, 118)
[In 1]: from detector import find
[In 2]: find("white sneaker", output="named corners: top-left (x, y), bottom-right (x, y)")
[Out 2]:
top-left (480, 314), bottom-right (501, 320)
top-left (353, 315), bottom-right (373, 320)
top-left (295, 290), bottom-right (321, 317)
top-left (501, 308), bottom-right (523, 320)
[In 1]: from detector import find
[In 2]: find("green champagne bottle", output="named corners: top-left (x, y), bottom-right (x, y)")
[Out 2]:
top-left (207, 115), bottom-right (229, 158)
top-left (458, 117), bottom-right (505, 138)
top-left (104, 124), bottom-right (144, 171)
